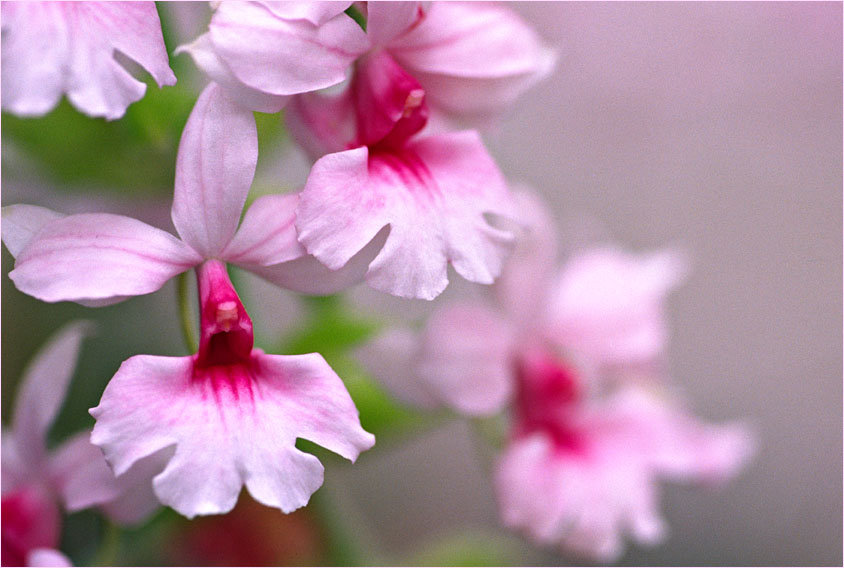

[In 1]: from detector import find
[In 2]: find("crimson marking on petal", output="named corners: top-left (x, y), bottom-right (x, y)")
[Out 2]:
top-left (191, 361), bottom-right (259, 427)
top-left (368, 148), bottom-right (440, 202)
top-left (514, 347), bottom-right (586, 454)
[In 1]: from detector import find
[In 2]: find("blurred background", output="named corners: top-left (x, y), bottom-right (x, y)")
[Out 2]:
top-left (2, 2), bottom-right (841, 566)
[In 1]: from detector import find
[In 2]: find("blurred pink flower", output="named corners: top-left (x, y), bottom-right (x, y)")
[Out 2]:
top-left (0, 1), bottom-right (176, 120)
top-left (292, 50), bottom-right (516, 300)
top-left (1, 323), bottom-right (164, 566)
top-left (496, 348), bottom-right (753, 561)
top-left (359, 189), bottom-right (754, 559)
top-left (2, 84), bottom-right (374, 518)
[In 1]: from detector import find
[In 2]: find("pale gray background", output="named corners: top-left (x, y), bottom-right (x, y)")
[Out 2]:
top-left (329, 3), bottom-right (843, 566)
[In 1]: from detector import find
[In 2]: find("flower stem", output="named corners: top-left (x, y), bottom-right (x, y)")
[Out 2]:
top-left (177, 271), bottom-right (197, 353)
top-left (345, 4), bottom-right (366, 31)
top-left (94, 520), bottom-right (121, 567)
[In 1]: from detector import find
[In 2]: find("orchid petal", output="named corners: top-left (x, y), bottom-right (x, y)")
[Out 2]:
top-left (1, 205), bottom-right (64, 258)
top-left (2, 433), bottom-right (27, 493)
top-left (285, 90), bottom-right (355, 161)
top-left (48, 430), bottom-right (164, 525)
top-left (176, 35), bottom-right (288, 113)
top-left (0, 3), bottom-right (68, 117)
top-left (9, 214), bottom-right (200, 304)
top-left (1, 2), bottom-right (175, 119)
top-left (417, 302), bottom-right (515, 415)
top-left (91, 353), bottom-right (374, 518)
top-left (545, 248), bottom-right (687, 366)
top-left (495, 429), bottom-right (666, 561)
top-left (492, 189), bottom-right (560, 326)
top-left (48, 432), bottom-right (119, 512)
top-left (222, 194), bottom-right (304, 267)
top-left (495, 434), bottom-right (571, 544)
top-left (608, 387), bottom-right (756, 485)
top-left (366, 2), bottom-right (424, 47)
top-left (78, 2), bottom-right (176, 89)
top-left (242, 231), bottom-right (383, 295)
top-left (355, 328), bottom-right (441, 409)
top-left (99, 449), bottom-right (169, 526)
top-left (172, 83), bottom-right (258, 258)
top-left (26, 549), bottom-right (72, 567)
top-left (260, 1), bottom-right (353, 26)
top-left (297, 132), bottom-right (515, 300)
top-left (10, 322), bottom-right (92, 470)
top-left (209, 1), bottom-right (368, 96)
top-left (284, 89), bottom-right (356, 160)
top-left (388, 2), bottom-right (556, 123)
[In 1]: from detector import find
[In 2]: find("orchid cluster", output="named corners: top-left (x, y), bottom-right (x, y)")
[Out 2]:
top-left (1, 2), bottom-right (753, 566)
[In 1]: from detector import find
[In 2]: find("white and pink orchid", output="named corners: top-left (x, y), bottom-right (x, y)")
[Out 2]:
top-left (359, 190), bottom-right (754, 560)
top-left (2, 84), bottom-right (375, 518)
top-left (2, 322), bottom-right (164, 566)
top-left (182, 2), bottom-right (555, 123)
top-left (292, 50), bottom-right (517, 300)
top-left (1, 2), bottom-right (176, 120)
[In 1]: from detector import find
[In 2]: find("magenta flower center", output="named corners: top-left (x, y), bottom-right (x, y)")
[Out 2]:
top-left (514, 347), bottom-right (585, 453)
top-left (195, 259), bottom-right (254, 369)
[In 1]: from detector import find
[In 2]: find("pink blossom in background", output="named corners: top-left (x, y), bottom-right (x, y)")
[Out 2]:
top-left (1, 323), bottom-right (164, 567)
top-left (0, 1), bottom-right (176, 120)
top-left (1, 84), bottom-right (374, 519)
top-left (358, 189), bottom-right (754, 559)
top-left (496, 349), bottom-right (752, 561)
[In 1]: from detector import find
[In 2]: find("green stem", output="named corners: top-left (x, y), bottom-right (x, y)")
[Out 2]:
top-left (177, 271), bottom-right (197, 353)
top-left (94, 520), bottom-right (121, 567)
top-left (469, 415), bottom-right (506, 474)
top-left (344, 4), bottom-right (367, 31)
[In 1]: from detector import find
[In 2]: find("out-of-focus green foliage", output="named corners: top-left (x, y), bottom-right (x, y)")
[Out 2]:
top-left (2, 84), bottom-right (194, 193)
top-left (0, 3), bottom-right (285, 195)
top-left (408, 530), bottom-right (520, 566)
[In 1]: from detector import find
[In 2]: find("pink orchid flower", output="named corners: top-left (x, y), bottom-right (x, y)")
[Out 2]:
top-left (2, 83), bottom-right (374, 518)
top-left (180, 2), bottom-right (555, 124)
top-left (363, 2), bottom-right (557, 125)
top-left (289, 48), bottom-right (517, 301)
top-left (359, 190), bottom-right (754, 559)
top-left (1, 2), bottom-right (176, 120)
top-left (2, 322), bottom-right (164, 567)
